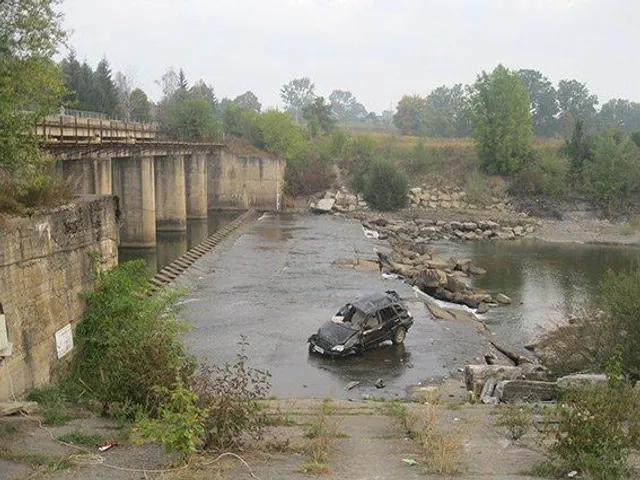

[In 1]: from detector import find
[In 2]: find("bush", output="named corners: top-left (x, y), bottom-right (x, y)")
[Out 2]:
top-left (407, 141), bottom-right (433, 174)
top-left (360, 158), bottom-right (408, 211)
top-left (494, 404), bottom-right (532, 441)
top-left (550, 348), bottom-right (637, 480)
top-left (69, 260), bottom-right (193, 412)
top-left (464, 170), bottom-right (492, 206)
top-left (509, 152), bottom-right (569, 198)
top-left (191, 338), bottom-right (271, 450)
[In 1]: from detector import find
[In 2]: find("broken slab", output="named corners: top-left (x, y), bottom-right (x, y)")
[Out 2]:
top-left (496, 380), bottom-right (558, 403)
top-left (557, 374), bottom-right (608, 391)
top-left (0, 401), bottom-right (39, 417)
top-left (465, 365), bottom-right (523, 395)
top-left (310, 198), bottom-right (335, 213)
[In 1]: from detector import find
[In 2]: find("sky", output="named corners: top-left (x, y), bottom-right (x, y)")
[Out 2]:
top-left (59, 0), bottom-right (640, 113)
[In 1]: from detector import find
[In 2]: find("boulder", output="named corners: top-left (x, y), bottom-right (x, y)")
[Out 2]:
top-left (497, 230), bottom-right (515, 240)
top-left (521, 363), bottom-right (552, 382)
top-left (464, 365), bottom-right (523, 395)
top-left (450, 221), bottom-right (463, 231)
top-left (447, 275), bottom-right (470, 294)
top-left (496, 380), bottom-right (559, 403)
top-left (454, 259), bottom-right (473, 273)
top-left (425, 301), bottom-right (456, 321)
top-left (477, 302), bottom-right (489, 314)
top-left (311, 198), bottom-right (335, 213)
top-left (409, 187), bottom-right (423, 196)
top-left (450, 309), bottom-right (480, 324)
top-left (462, 222), bottom-right (478, 231)
top-left (495, 293), bottom-right (512, 305)
top-left (422, 269), bottom-right (448, 287)
top-left (557, 374), bottom-right (608, 391)
top-left (324, 191), bottom-right (336, 199)
top-left (469, 265), bottom-right (487, 275)
top-left (465, 231), bottom-right (479, 241)
top-left (513, 225), bottom-right (524, 236)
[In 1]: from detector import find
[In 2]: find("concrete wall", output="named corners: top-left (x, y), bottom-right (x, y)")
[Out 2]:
top-left (208, 149), bottom-right (285, 210)
top-left (0, 197), bottom-right (119, 401)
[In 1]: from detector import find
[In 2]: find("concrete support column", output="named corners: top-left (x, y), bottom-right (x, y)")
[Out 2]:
top-left (184, 153), bottom-right (208, 219)
top-left (207, 148), bottom-right (222, 210)
top-left (154, 154), bottom-right (187, 231)
top-left (113, 156), bottom-right (156, 248)
top-left (93, 157), bottom-right (112, 195)
top-left (63, 159), bottom-right (95, 194)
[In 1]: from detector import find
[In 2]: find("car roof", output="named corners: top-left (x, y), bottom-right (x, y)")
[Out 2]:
top-left (351, 291), bottom-right (401, 315)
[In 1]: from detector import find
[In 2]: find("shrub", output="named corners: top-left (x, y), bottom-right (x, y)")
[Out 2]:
top-left (361, 158), bottom-right (408, 211)
top-left (191, 338), bottom-right (271, 450)
top-left (69, 260), bottom-right (193, 412)
top-left (407, 141), bottom-right (433, 174)
top-left (135, 382), bottom-right (208, 460)
top-left (494, 404), bottom-right (532, 441)
top-left (510, 152), bottom-right (569, 198)
top-left (464, 170), bottom-right (492, 206)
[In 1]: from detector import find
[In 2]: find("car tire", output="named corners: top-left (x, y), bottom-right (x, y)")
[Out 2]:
top-left (392, 326), bottom-right (406, 345)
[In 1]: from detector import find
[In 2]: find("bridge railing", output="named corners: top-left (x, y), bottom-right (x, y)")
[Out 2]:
top-left (37, 113), bottom-right (158, 144)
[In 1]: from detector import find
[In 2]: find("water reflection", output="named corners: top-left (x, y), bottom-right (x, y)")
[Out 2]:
top-left (435, 239), bottom-right (640, 346)
top-left (118, 211), bottom-right (241, 273)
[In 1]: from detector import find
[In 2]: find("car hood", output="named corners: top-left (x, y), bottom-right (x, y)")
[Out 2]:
top-left (316, 321), bottom-right (359, 345)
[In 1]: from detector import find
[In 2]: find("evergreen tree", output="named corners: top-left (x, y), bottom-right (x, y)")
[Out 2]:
top-left (91, 57), bottom-right (118, 115)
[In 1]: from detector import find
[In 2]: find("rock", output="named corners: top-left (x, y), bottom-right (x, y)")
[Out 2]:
top-left (513, 225), bottom-right (524, 236)
top-left (374, 379), bottom-right (386, 389)
top-left (345, 381), bottom-right (361, 390)
top-left (441, 201), bottom-right (452, 209)
top-left (450, 221), bottom-right (463, 231)
top-left (495, 293), bottom-right (512, 305)
top-left (456, 293), bottom-right (480, 309)
top-left (425, 301), bottom-right (456, 321)
top-left (468, 265), bottom-right (487, 275)
top-left (462, 222), bottom-right (478, 231)
top-left (464, 365), bottom-right (523, 395)
top-left (477, 302), bottom-right (489, 314)
top-left (416, 268), bottom-right (448, 288)
top-left (0, 401), bottom-right (39, 417)
top-left (411, 385), bottom-right (441, 403)
top-left (495, 380), bottom-right (559, 403)
top-left (521, 363), bottom-right (552, 382)
top-left (480, 378), bottom-right (498, 404)
top-left (450, 309), bottom-right (480, 324)
top-left (497, 230), bottom-right (515, 240)
top-left (447, 275), bottom-right (470, 294)
top-left (324, 191), bottom-right (336, 199)
top-left (454, 230), bottom-right (466, 239)
top-left (464, 231), bottom-right (479, 241)
top-left (557, 374), bottom-right (608, 391)
top-left (311, 198), bottom-right (335, 213)
top-left (409, 187), bottom-right (423, 196)
top-left (454, 258), bottom-right (473, 273)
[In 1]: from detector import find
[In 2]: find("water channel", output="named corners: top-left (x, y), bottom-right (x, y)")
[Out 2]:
top-left (118, 211), bottom-right (241, 273)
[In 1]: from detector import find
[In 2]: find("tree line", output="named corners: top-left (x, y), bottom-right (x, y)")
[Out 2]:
top-left (394, 69), bottom-right (640, 138)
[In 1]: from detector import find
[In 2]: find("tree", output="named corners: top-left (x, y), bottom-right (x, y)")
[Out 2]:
top-left (564, 118), bottom-right (595, 172)
top-left (166, 97), bottom-right (222, 141)
top-left (302, 97), bottom-right (335, 137)
top-left (518, 69), bottom-right (558, 137)
top-left (233, 91), bottom-right (261, 112)
top-left (129, 88), bottom-right (151, 123)
top-left (557, 79), bottom-right (598, 134)
top-left (599, 99), bottom-right (640, 131)
top-left (91, 57), bottom-right (118, 115)
top-left (361, 158), bottom-right (408, 211)
top-left (60, 50), bottom-right (85, 108)
top-left (469, 64), bottom-right (533, 174)
top-left (222, 103), bottom-right (258, 139)
top-left (329, 89), bottom-right (367, 123)
top-left (0, 0), bottom-right (66, 199)
top-left (115, 71), bottom-right (136, 120)
top-left (189, 80), bottom-right (217, 111)
top-left (422, 84), bottom-right (471, 137)
top-left (280, 77), bottom-right (316, 123)
top-left (393, 94), bottom-right (427, 136)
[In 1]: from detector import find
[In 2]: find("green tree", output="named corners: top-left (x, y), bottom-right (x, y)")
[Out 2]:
top-left (422, 84), bottom-right (471, 137)
top-left (564, 118), bottom-right (595, 172)
top-left (583, 130), bottom-right (640, 213)
top-left (90, 57), bottom-right (118, 115)
top-left (189, 80), bottom-right (217, 111)
top-left (329, 89), bottom-right (367, 123)
top-left (233, 91), bottom-right (261, 112)
top-left (361, 158), bottom-right (408, 211)
top-left (469, 64), bottom-right (533, 174)
top-left (0, 0), bottom-right (66, 200)
top-left (393, 94), bottom-right (427, 136)
top-left (302, 96), bottom-right (335, 137)
top-left (223, 103), bottom-right (258, 139)
top-left (129, 88), bottom-right (151, 123)
top-left (518, 69), bottom-right (558, 137)
top-left (599, 99), bottom-right (640, 131)
top-left (280, 77), bottom-right (316, 123)
top-left (166, 97), bottom-right (222, 141)
top-left (557, 79), bottom-right (598, 134)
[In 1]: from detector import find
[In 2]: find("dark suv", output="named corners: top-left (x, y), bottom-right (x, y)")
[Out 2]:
top-left (308, 291), bottom-right (414, 357)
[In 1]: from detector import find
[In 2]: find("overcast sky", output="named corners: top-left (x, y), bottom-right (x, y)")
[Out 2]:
top-left (60, 0), bottom-right (639, 113)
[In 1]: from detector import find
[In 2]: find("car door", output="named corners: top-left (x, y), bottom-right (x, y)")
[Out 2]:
top-left (361, 313), bottom-right (385, 348)
top-left (377, 306), bottom-right (398, 339)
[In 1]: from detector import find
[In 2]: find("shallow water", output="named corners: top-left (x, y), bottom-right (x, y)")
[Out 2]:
top-left (434, 239), bottom-right (640, 346)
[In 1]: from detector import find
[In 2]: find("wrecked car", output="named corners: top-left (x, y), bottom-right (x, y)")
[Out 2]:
top-left (308, 291), bottom-right (413, 357)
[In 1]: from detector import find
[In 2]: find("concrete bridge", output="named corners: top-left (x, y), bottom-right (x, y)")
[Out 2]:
top-left (38, 114), bottom-right (285, 248)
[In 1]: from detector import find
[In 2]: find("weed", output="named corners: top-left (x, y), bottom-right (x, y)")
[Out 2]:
top-left (298, 460), bottom-right (331, 475)
top-left (380, 401), bottom-right (410, 434)
top-left (494, 404), bottom-right (532, 441)
top-left (464, 170), bottom-right (492, 207)
top-left (192, 337), bottom-right (271, 450)
top-left (57, 430), bottom-right (104, 447)
top-left (26, 386), bottom-right (67, 404)
top-left (300, 399), bottom-right (339, 474)
top-left (0, 423), bottom-right (17, 435)
top-left (42, 407), bottom-right (71, 426)
top-left (405, 406), bottom-right (463, 474)
top-left (520, 461), bottom-right (565, 477)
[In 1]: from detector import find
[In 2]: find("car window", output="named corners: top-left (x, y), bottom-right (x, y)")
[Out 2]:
top-left (351, 310), bottom-right (366, 326)
top-left (364, 315), bottom-right (379, 330)
top-left (378, 306), bottom-right (396, 323)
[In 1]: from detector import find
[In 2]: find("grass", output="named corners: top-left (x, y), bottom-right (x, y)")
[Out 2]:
top-left (0, 451), bottom-right (74, 472)
top-left (298, 399), bottom-right (339, 475)
top-left (42, 407), bottom-right (72, 426)
top-left (520, 461), bottom-right (566, 478)
top-left (493, 404), bottom-right (533, 441)
top-left (57, 430), bottom-right (104, 447)
top-left (0, 423), bottom-right (18, 435)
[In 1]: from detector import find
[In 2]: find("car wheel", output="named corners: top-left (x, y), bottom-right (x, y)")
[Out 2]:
top-left (392, 326), bottom-right (406, 345)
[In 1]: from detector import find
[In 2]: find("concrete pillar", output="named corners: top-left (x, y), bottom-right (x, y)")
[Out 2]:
top-left (63, 159), bottom-right (95, 194)
top-left (207, 148), bottom-right (222, 210)
top-left (184, 153), bottom-right (208, 219)
top-left (93, 157), bottom-right (112, 195)
top-left (154, 154), bottom-right (187, 231)
top-left (113, 156), bottom-right (156, 248)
